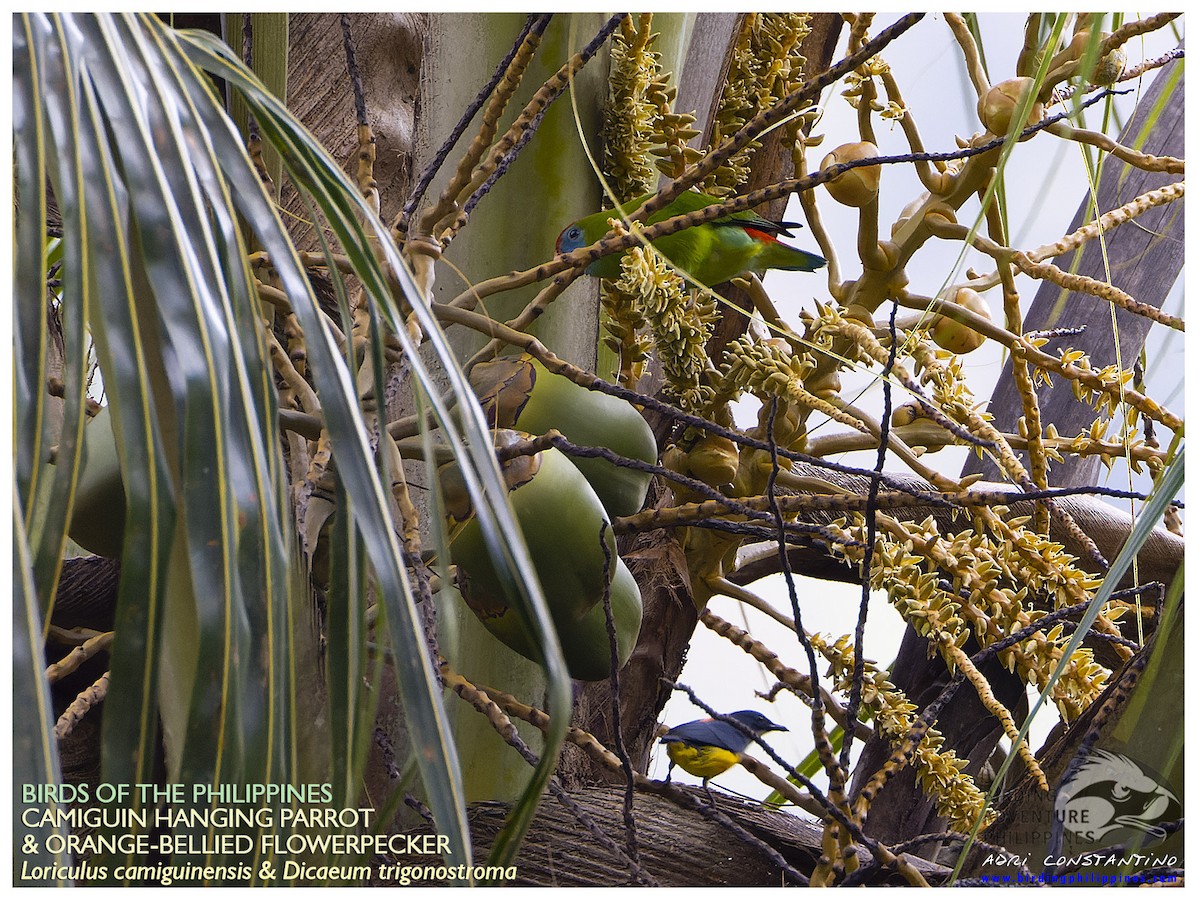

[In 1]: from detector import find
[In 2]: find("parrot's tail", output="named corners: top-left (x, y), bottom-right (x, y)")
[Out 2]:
top-left (758, 241), bottom-right (826, 273)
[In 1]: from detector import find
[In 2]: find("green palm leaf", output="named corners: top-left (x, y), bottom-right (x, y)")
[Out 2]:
top-left (13, 497), bottom-right (72, 885)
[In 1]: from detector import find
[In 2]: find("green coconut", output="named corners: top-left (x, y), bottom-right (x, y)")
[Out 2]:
top-left (471, 354), bottom-right (657, 518)
top-left (442, 429), bottom-right (645, 680)
top-left (555, 556), bottom-right (642, 681)
top-left (464, 555), bottom-right (642, 682)
top-left (444, 430), bottom-right (617, 635)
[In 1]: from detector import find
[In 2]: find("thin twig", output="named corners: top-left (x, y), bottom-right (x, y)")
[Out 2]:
top-left (340, 14), bottom-right (368, 127)
top-left (54, 671), bottom-right (110, 739)
top-left (444, 14), bottom-right (627, 238)
top-left (397, 14), bottom-right (552, 236)
top-left (598, 522), bottom-right (642, 869)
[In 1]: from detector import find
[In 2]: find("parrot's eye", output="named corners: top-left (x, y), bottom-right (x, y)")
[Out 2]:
top-left (557, 225), bottom-right (585, 254)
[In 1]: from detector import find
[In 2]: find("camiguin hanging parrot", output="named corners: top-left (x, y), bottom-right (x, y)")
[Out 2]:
top-left (555, 189), bottom-right (825, 287)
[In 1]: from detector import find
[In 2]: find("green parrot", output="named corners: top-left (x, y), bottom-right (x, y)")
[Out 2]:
top-left (555, 190), bottom-right (825, 287)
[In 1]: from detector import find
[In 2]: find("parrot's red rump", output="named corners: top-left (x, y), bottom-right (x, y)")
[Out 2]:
top-left (743, 227), bottom-right (779, 244)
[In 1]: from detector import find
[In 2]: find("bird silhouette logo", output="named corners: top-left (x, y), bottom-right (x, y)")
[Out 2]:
top-left (1054, 749), bottom-right (1180, 845)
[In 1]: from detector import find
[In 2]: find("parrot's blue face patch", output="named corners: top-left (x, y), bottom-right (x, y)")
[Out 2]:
top-left (556, 224), bottom-right (585, 254)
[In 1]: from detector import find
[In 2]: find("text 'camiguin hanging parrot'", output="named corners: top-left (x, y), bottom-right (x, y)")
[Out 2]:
top-left (555, 190), bottom-right (825, 288)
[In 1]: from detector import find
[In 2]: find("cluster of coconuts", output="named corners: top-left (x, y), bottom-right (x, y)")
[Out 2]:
top-left (65, 357), bottom-right (654, 682)
top-left (442, 355), bottom-right (657, 681)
